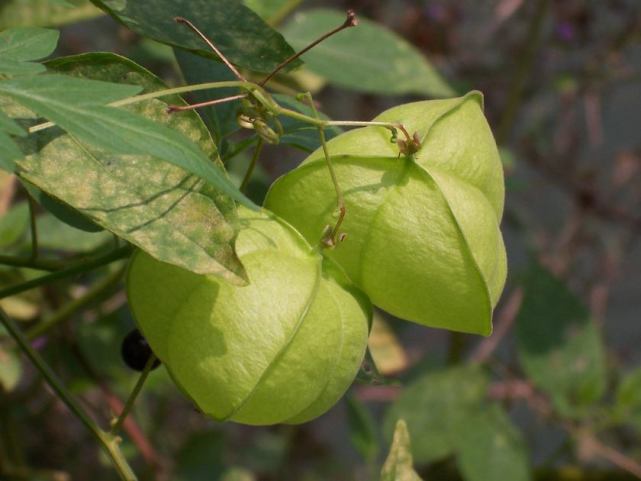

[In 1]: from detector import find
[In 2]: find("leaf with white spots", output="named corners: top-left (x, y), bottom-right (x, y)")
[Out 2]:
top-left (11, 53), bottom-right (248, 283)
top-left (0, 72), bottom-right (253, 208)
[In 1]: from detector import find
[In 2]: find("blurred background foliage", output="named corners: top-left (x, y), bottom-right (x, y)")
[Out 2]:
top-left (1, 0), bottom-right (641, 480)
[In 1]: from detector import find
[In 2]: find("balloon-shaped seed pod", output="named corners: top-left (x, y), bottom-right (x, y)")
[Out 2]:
top-left (126, 207), bottom-right (371, 425)
top-left (265, 91), bottom-right (506, 336)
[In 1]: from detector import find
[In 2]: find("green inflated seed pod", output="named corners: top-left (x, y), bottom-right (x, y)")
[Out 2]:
top-left (126, 206), bottom-right (370, 425)
top-left (265, 91), bottom-right (506, 336)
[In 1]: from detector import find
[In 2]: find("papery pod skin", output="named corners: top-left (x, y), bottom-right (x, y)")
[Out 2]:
top-left (126, 206), bottom-right (370, 425)
top-left (265, 92), bottom-right (506, 335)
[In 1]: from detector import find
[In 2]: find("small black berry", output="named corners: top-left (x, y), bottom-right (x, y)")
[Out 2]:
top-left (121, 328), bottom-right (161, 372)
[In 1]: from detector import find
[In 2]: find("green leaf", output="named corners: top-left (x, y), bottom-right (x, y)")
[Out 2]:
top-left (0, 130), bottom-right (22, 171)
top-left (90, 0), bottom-right (301, 73)
top-left (22, 180), bottom-right (103, 232)
top-left (456, 404), bottom-right (531, 481)
top-left (174, 48), bottom-right (241, 145)
top-left (615, 368), bottom-right (641, 432)
top-left (174, 431), bottom-right (225, 481)
top-left (0, 0), bottom-right (102, 28)
top-left (243, 0), bottom-right (301, 25)
top-left (0, 201), bottom-right (29, 248)
top-left (0, 27), bottom-right (59, 75)
top-left (0, 107), bottom-right (26, 136)
top-left (0, 72), bottom-right (254, 208)
top-left (36, 212), bottom-right (111, 252)
top-left (0, 27), bottom-right (59, 62)
top-left (347, 395), bottom-right (379, 462)
top-left (12, 53), bottom-right (248, 282)
top-left (282, 9), bottom-right (454, 97)
top-left (516, 263), bottom-right (606, 416)
top-left (381, 419), bottom-right (423, 481)
top-left (0, 73), bottom-right (142, 104)
top-left (384, 366), bottom-right (488, 464)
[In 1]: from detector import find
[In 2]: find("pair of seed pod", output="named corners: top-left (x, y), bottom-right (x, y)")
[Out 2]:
top-left (126, 91), bottom-right (506, 425)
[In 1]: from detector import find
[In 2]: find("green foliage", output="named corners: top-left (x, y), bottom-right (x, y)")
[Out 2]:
top-left (22, 181), bottom-right (103, 232)
top-left (90, 0), bottom-right (300, 73)
top-left (0, 109), bottom-right (26, 171)
top-left (0, 70), bottom-right (253, 209)
top-left (266, 93), bottom-right (506, 334)
top-left (282, 9), bottom-right (454, 97)
top-left (615, 368), bottom-right (641, 432)
top-left (384, 366), bottom-right (488, 464)
top-left (8, 53), bottom-right (248, 282)
top-left (5, 3), bottom-right (629, 480)
top-left (381, 419), bottom-right (423, 481)
top-left (0, 26), bottom-right (59, 75)
top-left (174, 431), bottom-right (225, 481)
top-left (346, 395), bottom-right (380, 463)
top-left (0, 201), bottom-right (28, 247)
top-left (35, 212), bottom-right (111, 252)
top-left (0, 27), bottom-right (58, 170)
top-left (516, 263), bottom-right (606, 416)
top-left (243, 0), bottom-right (301, 25)
top-left (0, 0), bottom-right (102, 28)
top-left (174, 48), bottom-right (240, 146)
top-left (384, 368), bottom-right (531, 481)
top-left (456, 405), bottom-right (530, 481)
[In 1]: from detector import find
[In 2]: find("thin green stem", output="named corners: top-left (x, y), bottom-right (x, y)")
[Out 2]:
top-left (275, 105), bottom-right (404, 137)
top-left (0, 255), bottom-right (65, 271)
top-left (496, 0), bottom-right (550, 144)
top-left (25, 78), bottom-right (408, 152)
top-left (299, 93), bottom-right (346, 247)
top-left (26, 196), bottom-right (38, 260)
top-left (26, 265), bottom-right (126, 340)
top-left (239, 138), bottom-right (264, 193)
top-left (0, 245), bottom-right (131, 300)
top-left (221, 136), bottom-right (258, 163)
top-left (110, 355), bottom-right (156, 435)
top-left (0, 309), bottom-right (137, 481)
top-left (447, 332), bottom-right (466, 365)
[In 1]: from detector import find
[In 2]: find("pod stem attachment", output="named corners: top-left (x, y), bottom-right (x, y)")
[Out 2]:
top-left (298, 92), bottom-right (346, 248)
